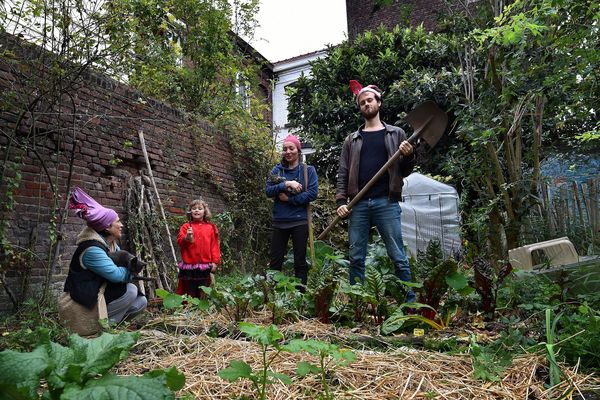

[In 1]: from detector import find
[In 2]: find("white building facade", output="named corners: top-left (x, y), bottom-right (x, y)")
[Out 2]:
top-left (272, 50), bottom-right (327, 146)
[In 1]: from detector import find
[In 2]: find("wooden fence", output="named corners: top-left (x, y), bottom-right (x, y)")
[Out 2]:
top-left (522, 176), bottom-right (600, 255)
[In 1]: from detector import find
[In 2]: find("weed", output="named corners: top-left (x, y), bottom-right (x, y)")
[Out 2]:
top-left (285, 339), bottom-right (356, 400)
top-left (544, 308), bottom-right (562, 388)
top-left (556, 302), bottom-right (600, 371)
top-left (262, 270), bottom-right (304, 324)
top-left (0, 298), bottom-right (69, 351)
top-left (469, 335), bottom-right (513, 382)
top-left (218, 323), bottom-right (291, 400)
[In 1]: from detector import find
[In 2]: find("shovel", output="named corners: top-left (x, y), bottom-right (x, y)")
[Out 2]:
top-left (317, 100), bottom-right (448, 240)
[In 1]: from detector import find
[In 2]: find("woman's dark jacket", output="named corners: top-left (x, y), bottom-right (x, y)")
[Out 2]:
top-left (265, 163), bottom-right (318, 223)
top-left (63, 228), bottom-right (130, 308)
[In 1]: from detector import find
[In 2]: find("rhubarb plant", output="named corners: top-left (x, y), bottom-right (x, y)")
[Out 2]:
top-left (0, 329), bottom-right (184, 399)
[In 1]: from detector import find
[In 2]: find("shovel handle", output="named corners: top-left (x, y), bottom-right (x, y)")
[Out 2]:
top-left (317, 126), bottom-right (427, 241)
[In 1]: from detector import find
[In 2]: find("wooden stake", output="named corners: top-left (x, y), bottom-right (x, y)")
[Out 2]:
top-left (138, 130), bottom-right (178, 273)
top-left (589, 179), bottom-right (598, 244)
top-left (572, 181), bottom-right (584, 226)
top-left (304, 163), bottom-right (317, 269)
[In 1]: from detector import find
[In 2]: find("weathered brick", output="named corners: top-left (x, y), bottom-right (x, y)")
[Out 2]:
top-left (0, 31), bottom-right (253, 313)
top-left (346, 0), bottom-right (447, 39)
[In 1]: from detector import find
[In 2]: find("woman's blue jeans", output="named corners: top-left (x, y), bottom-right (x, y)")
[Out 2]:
top-left (348, 197), bottom-right (415, 301)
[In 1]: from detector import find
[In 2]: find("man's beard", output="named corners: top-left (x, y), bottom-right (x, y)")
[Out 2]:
top-left (360, 107), bottom-right (379, 120)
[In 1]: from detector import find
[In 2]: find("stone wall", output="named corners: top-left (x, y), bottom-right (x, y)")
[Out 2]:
top-left (0, 32), bottom-right (238, 312)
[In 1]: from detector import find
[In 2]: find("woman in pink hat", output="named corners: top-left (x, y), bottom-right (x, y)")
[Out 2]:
top-left (61, 187), bottom-right (147, 326)
top-left (265, 135), bottom-right (318, 290)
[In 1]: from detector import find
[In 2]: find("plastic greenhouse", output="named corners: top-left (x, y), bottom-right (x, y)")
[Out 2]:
top-left (400, 173), bottom-right (461, 257)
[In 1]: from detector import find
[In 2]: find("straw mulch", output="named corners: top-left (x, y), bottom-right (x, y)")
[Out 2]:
top-left (117, 313), bottom-right (600, 399)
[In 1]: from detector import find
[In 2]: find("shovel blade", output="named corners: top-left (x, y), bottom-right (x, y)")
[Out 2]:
top-left (405, 100), bottom-right (447, 148)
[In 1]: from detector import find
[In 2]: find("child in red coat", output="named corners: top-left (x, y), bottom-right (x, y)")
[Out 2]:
top-left (176, 199), bottom-right (220, 298)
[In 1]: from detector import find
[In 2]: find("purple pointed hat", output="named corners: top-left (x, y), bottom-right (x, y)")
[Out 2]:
top-left (69, 187), bottom-right (118, 232)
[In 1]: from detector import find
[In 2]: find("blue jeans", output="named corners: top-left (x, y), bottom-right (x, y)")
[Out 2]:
top-left (348, 197), bottom-right (415, 302)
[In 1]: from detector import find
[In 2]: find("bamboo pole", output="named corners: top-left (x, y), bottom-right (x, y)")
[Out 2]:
top-left (134, 181), bottom-right (147, 296)
top-left (140, 175), bottom-right (168, 291)
top-left (138, 130), bottom-right (178, 269)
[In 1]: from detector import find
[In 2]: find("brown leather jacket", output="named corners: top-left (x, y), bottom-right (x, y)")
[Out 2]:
top-left (335, 122), bottom-right (415, 205)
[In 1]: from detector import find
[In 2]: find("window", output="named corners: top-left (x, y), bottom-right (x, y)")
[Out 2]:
top-left (235, 72), bottom-right (251, 110)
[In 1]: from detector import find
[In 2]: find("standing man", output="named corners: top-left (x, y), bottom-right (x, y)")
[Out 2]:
top-left (336, 82), bottom-right (416, 302)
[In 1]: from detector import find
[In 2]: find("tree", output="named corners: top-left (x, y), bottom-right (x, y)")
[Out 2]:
top-left (102, 0), bottom-right (275, 272)
top-left (450, 0), bottom-right (599, 258)
top-left (287, 24), bottom-right (462, 180)
top-left (103, 0), bottom-right (262, 117)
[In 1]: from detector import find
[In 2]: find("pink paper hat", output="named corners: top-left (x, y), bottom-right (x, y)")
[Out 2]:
top-left (349, 80), bottom-right (382, 103)
top-left (283, 134), bottom-right (302, 151)
top-left (69, 187), bottom-right (118, 232)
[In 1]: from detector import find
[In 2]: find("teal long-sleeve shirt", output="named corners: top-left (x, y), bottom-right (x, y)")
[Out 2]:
top-left (81, 245), bottom-right (132, 283)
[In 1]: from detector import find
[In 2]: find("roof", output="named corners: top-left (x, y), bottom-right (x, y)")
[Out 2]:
top-left (402, 173), bottom-right (458, 196)
top-left (273, 48), bottom-right (329, 65)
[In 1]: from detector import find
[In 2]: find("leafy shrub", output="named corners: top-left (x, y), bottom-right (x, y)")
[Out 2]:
top-left (201, 275), bottom-right (265, 322)
top-left (261, 270), bottom-right (304, 324)
top-left (414, 241), bottom-right (470, 319)
top-left (556, 302), bottom-right (600, 371)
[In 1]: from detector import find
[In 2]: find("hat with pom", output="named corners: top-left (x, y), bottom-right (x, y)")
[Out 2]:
top-left (349, 80), bottom-right (382, 103)
top-left (69, 187), bottom-right (118, 232)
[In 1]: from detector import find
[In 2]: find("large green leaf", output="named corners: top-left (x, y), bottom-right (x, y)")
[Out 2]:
top-left (284, 339), bottom-right (330, 355)
top-left (335, 349), bottom-right (357, 365)
top-left (60, 373), bottom-right (176, 400)
top-left (144, 367), bottom-right (186, 391)
top-left (155, 289), bottom-right (185, 309)
top-left (44, 340), bottom-right (75, 390)
top-left (0, 346), bottom-right (48, 399)
top-left (187, 297), bottom-right (210, 311)
top-left (267, 371), bottom-right (292, 385)
top-left (218, 360), bottom-right (252, 382)
top-left (296, 361), bottom-right (320, 377)
top-left (69, 332), bottom-right (139, 380)
top-left (239, 323), bottom-right (283, 346)
top-left (446, 271), bottom-right (469, 290)
top-left (381, 304), bottom-right (441, 334)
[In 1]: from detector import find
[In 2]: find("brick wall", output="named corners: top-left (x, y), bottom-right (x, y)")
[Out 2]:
top-left (0, 33), bottom-right (238, 312)
top-left (346, 0), bottom-right (448, 39)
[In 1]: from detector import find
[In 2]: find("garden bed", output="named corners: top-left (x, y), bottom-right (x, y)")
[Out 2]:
top-left (116, 313), bottom-right (600, 399)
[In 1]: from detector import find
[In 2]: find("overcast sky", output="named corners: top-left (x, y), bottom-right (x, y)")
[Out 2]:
top-left (248, 0), bottom-right (347, 63)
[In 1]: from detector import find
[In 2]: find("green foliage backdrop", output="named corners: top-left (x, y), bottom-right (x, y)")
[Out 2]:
top-left (288, 0), bottom-right (599, 261)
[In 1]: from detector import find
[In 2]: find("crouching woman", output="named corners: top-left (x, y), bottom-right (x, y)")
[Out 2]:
top-left (59, 187), bottom-right (147, 335)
